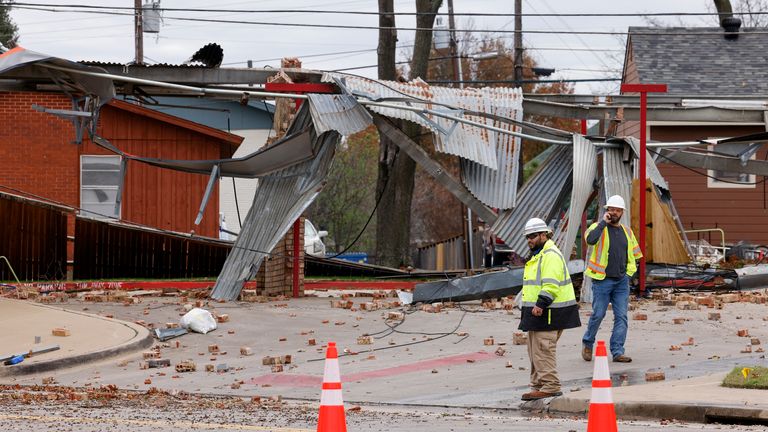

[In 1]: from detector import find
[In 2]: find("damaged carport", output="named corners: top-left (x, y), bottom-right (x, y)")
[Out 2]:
top-left (4, 47), bottom-right (768, 302)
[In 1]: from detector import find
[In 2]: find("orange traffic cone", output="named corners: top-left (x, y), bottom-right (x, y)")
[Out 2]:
top-left (587, 340), bottom-right (617, 432)
top-left (317, 342), bottom-right (347, 432)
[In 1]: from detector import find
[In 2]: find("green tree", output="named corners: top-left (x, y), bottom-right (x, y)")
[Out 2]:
top-left (0, 1), bottom-right (18, 48)
top-left (306, 126), bottom-right (379, 255)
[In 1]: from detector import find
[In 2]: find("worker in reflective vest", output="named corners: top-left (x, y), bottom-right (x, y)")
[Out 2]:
top-left (519, 218), bottom-right (581, 401)
top-left (581, 195), bottom-right (642, 364)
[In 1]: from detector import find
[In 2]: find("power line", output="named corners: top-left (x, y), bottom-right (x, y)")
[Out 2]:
top-left (11, 5), bottom-right (768, 36)
top-left (8, 4), bottom-right (768, 18)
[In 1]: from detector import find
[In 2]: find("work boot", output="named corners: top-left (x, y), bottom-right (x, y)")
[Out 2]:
top-left (613, 354), bottom-right (632, 363)
top-left (521, 390), bottom-right (563, 401)
top-left (582, 345), bottom-right (592, 361)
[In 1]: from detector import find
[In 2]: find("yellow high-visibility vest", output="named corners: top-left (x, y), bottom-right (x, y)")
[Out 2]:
top-left (584, 222), bottom-right (642, 280)
top-left (522, 241), bottom-right (576, 307)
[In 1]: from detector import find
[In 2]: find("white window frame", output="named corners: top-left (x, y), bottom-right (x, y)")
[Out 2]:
top-left (705, 144), bottom-right (757, 189)
top-left (80, 155), bottom-right (122, 219)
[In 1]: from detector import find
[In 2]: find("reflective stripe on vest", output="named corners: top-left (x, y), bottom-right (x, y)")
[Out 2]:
top-left (521, 299), bottom-right (578, 308)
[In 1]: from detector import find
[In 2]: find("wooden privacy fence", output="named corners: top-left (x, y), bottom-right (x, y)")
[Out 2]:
top-left (74, 217), bottom-right (232, 280)
top-left (416, 231), bottom-right (484, 271)
top-left (0, 192), bottom-right (68, 281)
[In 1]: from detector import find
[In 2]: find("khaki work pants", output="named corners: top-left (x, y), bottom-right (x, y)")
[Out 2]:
top-left (526, 329), bottom-right (563, 393)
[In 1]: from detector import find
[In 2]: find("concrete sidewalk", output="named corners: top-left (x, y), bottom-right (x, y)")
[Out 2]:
top-left (547, 372), bottom-right (768, 423)
top-left (0, 298), bottom-right (152, 376)
top-left (2, 294), bottom-right (767, 426)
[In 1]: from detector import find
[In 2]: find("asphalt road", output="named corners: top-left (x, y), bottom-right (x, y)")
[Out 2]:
top-left (0, 386), bottom-right (764, 432)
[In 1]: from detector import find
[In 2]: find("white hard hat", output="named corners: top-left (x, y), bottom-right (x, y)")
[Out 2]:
top-left (523, 218), bottom-right (551, 236)
top-left (605, 195), bottom-right (626, 210)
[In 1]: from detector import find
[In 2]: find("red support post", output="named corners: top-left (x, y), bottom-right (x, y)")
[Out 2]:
top-left (620, 83), bottom-right (667, 295)
top-left (292, 218), bottom-right (301, 298)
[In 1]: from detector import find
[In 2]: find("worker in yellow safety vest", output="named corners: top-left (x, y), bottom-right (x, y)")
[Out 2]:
top-left (581, 194), bottom-right (642, 364)
top-left (519, 218), bottom-right (581, 401)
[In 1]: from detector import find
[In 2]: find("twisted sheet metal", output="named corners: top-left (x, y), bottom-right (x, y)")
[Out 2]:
top-left (307, 93), bottom-right (372, 136)
top-left (210, 106), bottom-right (339, 300)
top-left (491, 145), bottom-right (573, 254)
top-left (559, 135), bottom-right (598, 257)
top-left (460, 104), bottom-right (522, 209)
top-left (603, 147), bottom-right (633, 226)
top-left (625, 137), bottom-right (669, 190)
top-left (330, 74), bottom-right (523, 170)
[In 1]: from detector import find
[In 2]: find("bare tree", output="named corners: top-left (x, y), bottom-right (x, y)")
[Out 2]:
top-left (375, 0), bottom-right (442, 267)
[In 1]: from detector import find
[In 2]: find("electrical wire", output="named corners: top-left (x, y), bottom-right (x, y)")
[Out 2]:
top-left (306, 309), bottom-right (470, 362)
top-left (11, 5), bottom-right (768, 36)
top-left (9, 4), bottom-right (768, 18)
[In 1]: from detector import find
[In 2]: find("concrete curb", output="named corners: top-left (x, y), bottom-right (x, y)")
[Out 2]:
top-left (548, 396), bottom-right (768, 423)
top-left (0, 306), bottom-right (153, 378)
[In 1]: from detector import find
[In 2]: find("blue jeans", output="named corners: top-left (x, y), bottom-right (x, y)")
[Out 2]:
top-left (582, 275), bottom-right (629, 357)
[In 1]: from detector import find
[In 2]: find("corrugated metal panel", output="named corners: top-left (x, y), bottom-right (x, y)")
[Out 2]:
top-left (559, 135), bottom-right (598, 257)
top-left (625, 137), bottom-right (669, 190)
top-left (210, 105), bottom-right (339, 300)
top-left (491, 146), bottom-right (573, 254)
top-left (603, 147), bottom-right (633, 226)
top-left (307, 93), bottom-right (372, 136)
top-left (331, 74), bottom-right (523, 170)
top-left (461, 104), bottom-right (522, 209)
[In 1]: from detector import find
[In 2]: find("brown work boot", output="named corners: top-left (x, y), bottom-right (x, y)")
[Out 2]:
top-left (521, 390), bottom-right (563, 401)
top-left (613, 354), bottom-right (632, 363)
top-left (582, 345), bottom-right (592, 361)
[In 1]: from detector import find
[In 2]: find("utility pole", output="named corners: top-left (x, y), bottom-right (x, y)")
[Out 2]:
top-left (513, 0), bottom-right (523, 86)
top-left (513, 0), bottom-right (524, 188)
top-left (134, 0), bottom-right (144, 65)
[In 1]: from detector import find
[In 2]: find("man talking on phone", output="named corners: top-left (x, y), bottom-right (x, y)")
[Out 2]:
top-left (581, 195), bottom-right (642, 363)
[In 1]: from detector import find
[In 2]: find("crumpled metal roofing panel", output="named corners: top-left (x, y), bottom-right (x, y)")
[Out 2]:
top-left (460, 104), bottom-right (522, 210)
top-left (559, 135), bottom-right (598, 257)
top-left (491, 145), bottom-right (573, 254)
top-left (625, 137), bottom-right (669, 190)
top-left (329, 74), bottom-right (523, 170)
top-left (603, 147), bottom-right (633, 226)
top-left (210, 105), bottom-right (339, 300)
top-left (307, 93), bottom-right (373, 137)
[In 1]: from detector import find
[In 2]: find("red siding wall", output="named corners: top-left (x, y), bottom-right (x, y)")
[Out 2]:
top-left (0, 91), bottom-right (228, 240)
top-left (652, 125), bottom-right (768, 245)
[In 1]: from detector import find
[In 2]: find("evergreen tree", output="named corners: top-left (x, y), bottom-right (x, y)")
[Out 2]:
top-left (0, 1), bottom-right (19, 48)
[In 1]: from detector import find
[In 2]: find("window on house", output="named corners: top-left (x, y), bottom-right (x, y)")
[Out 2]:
top-left (80, 155), bottom-right (122, 219)
top-left (706, 143), bottom-right (757, 189)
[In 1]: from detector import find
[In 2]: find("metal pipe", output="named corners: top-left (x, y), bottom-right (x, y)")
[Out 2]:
top-left (39, 64), bottom-right (310, 101)
top-left (684, 228), bottom-right (727, 260)
top-left (360, 100), bottom-right (572, 145)
top-left (0, 256), bottom-right (20, 284)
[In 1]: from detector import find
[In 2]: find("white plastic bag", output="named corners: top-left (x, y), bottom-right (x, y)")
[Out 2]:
top-left (180, 308), bottom-right (217, 334)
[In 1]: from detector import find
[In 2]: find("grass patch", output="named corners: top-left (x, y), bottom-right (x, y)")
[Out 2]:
top-left (722, 366), bottom-right (768, 390)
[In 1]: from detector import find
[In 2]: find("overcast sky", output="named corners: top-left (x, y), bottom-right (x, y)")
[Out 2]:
top-left (9, 0), bottom-right (719, 94)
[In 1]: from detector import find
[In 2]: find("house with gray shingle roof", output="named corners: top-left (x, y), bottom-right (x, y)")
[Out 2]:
top-left (621, 22), bottom-right (768, 247)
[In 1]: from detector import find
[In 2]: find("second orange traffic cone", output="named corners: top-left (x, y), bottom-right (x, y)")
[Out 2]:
top-left (317, 342), bottom-right (347, 432)
top-left (587, 340), bottom-right (617, 432)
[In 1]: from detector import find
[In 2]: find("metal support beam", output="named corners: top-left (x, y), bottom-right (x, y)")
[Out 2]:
top-left (115, 157), bottom-right (128, 216)
top-left (522, 99), bottom-right (767, 123)
top-left (372, 114), bottom-right (498, 225)
top-left (660, 149), bottom-right (768, 176)
top-left (195, 165), bottom-right (220, 225)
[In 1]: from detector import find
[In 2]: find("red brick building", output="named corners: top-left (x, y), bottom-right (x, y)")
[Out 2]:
top-left (0, 91), bottom-right (243, 255)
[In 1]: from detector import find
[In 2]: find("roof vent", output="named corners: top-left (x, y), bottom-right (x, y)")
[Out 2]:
top-left (721, 16), bottom-right (742, 40)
